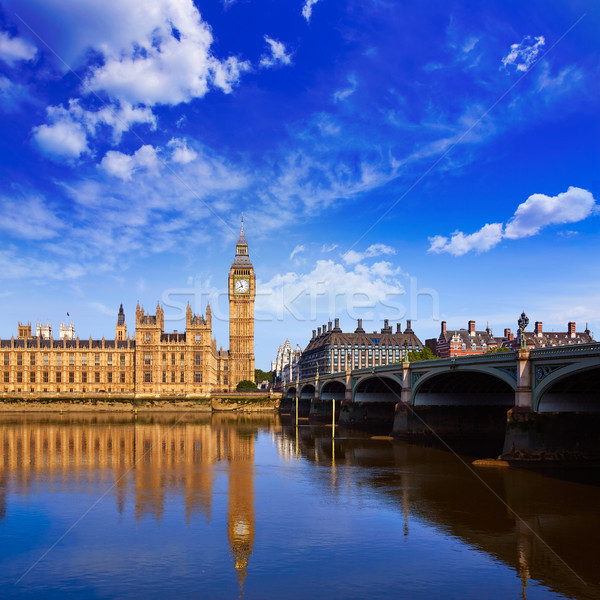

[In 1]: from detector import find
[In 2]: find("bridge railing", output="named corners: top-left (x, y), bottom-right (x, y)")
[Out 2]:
top-left (529, 342), bottom-right (600, 359)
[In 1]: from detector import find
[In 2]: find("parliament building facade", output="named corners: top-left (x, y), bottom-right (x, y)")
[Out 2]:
top-left (0, 224), bottom-right (255, 397)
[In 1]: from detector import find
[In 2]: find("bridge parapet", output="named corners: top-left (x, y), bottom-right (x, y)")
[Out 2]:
top-left (530, 342), bottom-right (600, 359)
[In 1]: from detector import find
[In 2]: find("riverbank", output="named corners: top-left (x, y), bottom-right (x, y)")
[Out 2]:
top-left (0, 396), bottom-right (280, 412)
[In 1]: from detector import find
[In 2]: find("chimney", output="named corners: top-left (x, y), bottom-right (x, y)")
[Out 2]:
top-left (468, 320), bottom-right (476, 335)
top-left (323, 323), bottom-right (327, 335)
top-left (568, 322), bottom-right (576, 338)
top-left (355, 319), bottom-right (365, 333)
top-left (317, 327), bottom-right (321, 336)
top-left (509, 333), bottom-right (514, 341)
top-left (328, 321), bottom-right (332, 332)
top-left (504, 328), bottom-right (511, 338)
top-left (396, 323), bottom-right (401, 334)
top-left (334, 318), bottom-right (340, 331)
top-left (312, 329), bottom-right (316, 339)
top-left (441, 321), bottom-right (446, 334)
top-left (404, 320), bottom-right (414, 334)
top-left (534, 321), bottom-right (543, 336)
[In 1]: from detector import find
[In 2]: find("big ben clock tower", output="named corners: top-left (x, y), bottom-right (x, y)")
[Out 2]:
top-left (228, 218), bottom-right (255, 388)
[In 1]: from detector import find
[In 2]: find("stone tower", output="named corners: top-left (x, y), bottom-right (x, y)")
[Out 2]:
top-left (116, 304), bottom-right (127, 341)
top-left (228, 219), bottom-right (255, 388)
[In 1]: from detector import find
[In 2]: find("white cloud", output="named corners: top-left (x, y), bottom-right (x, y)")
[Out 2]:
top-left (289, 245), bottom-right (305, 261)
top-left (168, 138), bottom-right (197, 164)
top-left (302, 0), bottom-right (321, 22)
top-left (428, 223), bottom-right (504, 256)
top-left (505, 187), bottom-right (597, 239)
top-left (333, 75), bottom-right (357, 102)
top-left (0, 249), bottom-right (84, 281)
top-left (257, 258), bottom-right (404, 320)
top-left (0, 31), bottom-right (37, 65)
top-left (342, 243), bottom-right (396, 265)
top-left (32, 118), bottom-right (88, 159)
top-left (321, 243), bottom-right (338, 252)
top-left (0, 194), bottom-right (64, 240)
top-left (100, 145), bottom-right (159, 180)
top-left (502, 35), bottom-right (545, 72)
top-left (429, 187), bottom-right (597, 256)
top-left (260, 36), bottom-right (292, 68)
top-left (0, 76), bottom-right (34, 111)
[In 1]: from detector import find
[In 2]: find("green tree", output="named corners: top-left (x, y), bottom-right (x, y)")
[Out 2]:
top-left (406, 347), bottom-right (437, 362)
top-left (486, 346), bottom-right (512, 353)
top-left (236, 379), bottom-right (258, 391)
top-left (254, 369), bottom-right (273, 383)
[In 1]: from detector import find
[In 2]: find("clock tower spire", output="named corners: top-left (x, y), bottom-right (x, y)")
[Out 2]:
top-left (228, 219), bottom-right (255, 389)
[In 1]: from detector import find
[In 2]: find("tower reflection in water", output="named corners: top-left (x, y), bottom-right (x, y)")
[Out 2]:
top-left (0, 413), bottom-right (261, 595)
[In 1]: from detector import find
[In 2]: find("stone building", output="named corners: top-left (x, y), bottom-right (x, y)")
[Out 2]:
top-left (271, 339), bottom-right (302, 384)
top-left (503, 321), bottom-right (594, 350)
top-left (298, 318), bottom-right (424, 380)
top-left (0, 223), bottom-right (255, 397)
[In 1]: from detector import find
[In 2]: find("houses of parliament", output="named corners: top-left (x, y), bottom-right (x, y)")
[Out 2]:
top-left (0, 223), bottom-right (256, 396)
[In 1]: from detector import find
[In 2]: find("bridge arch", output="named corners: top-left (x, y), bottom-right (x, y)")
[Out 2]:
top-left (535, 363), bottom-right (600, 412)
top-left (412, 367), bottom-right (515, 407)
top-left (300, 384), bottom-right (315, 399)
top-left (320, 380), bottom-right (346, 400)
top-left (285, 386), bottom-right (296, 399)
top-left (354, 375), bottom-right (403, 403)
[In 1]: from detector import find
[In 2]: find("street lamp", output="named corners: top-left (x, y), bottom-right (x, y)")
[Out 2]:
top-left (518, 311), bottom-right (529, 350)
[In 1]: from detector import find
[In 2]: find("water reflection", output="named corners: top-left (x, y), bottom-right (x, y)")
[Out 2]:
top-left (1, 414), bottom-right (599, 599)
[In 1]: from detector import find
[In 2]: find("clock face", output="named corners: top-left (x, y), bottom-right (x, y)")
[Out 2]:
top-left (234, 278), bottom-right (250, 294)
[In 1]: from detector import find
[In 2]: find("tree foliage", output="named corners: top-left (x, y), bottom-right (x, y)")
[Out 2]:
top-left (406, 347), bottom-right (437, 362)
top-left (486, 346), bottom-right (512, 353)
top-left (236, 379), bottom-right (257, 391)
top-left (254, 369), bottom-right (273, 383)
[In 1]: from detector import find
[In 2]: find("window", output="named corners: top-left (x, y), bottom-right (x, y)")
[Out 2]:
top-left (56, 372), bottom-right (62, 383)
top-left (162, 372), bottom-right (166, 383)
top-left (43, 372), bottom-right (49, 383)
top-left (95, 354), bottom-right (100, 366)
top-left (195, 334), bottom-right (201, 343)
top-left (17, 372), bottom-right (22, 383)
top-left (180, 372), bottom-right (184, 383)
top-left (3, 372), bottom-right (8, 383)
top-left (56, 355), bottom-right (62, 367)
top-left (30, 354), bottom-right (36, 366)
top-left (144, 353), bottom-right (152, 366)
top-left (224, 375), bottom-right (228, 385)
top-left (120, 354), bottom-right (125, 366)
top-left (107, 354), bottom-right (113, 366)
top-left (3, 353), bottom-right (8, 366)
top-left (82, 372), bottom-right (87, 383)
top-left (17, 353), bottom-right (22, 366)
top-left (30, 372), bottom-right (35, 383)
top-left (69, 353), bottom-right (75, 366)
top-left (69, 372), bottom-right (74, 383)
top-left (180, 353), bottom-right (185, 366)
top-left (145, 333), bottom-right (151, 343)
top-left (162, 353), bottom-right (167, 365)
top-left (194, 353), bottom-right (202, 366)
top-left (120, 373), bottom-right (125, 383)
top-left (171, 372), bottom-right (175, 383)
top-left (194, 372), bottom-right (202, 383)
top-left (95, 372), bottom-right (100, 383)
top-left (144, 372), bottom-right (152, 383)
top-left (81, 353), bottom-right (87, 366)
top-left (107, 372), bottom-right (112, 383)
top-left (223, 361), bottom-right (228, 371)
top-left (171, 353), bottom-right (175, 366)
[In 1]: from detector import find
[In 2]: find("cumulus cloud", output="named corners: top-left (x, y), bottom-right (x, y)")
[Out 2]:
top-left (502, 35), bottom-right (545, 72)
top-left (428, 223), bottom-right (504, 256)
top-left (342, 243), bottom-right (396, 265)
top-left (505, 187), bottom-right (596, 239)
top-left (168, 137), bottom-right (197, 164)
top-left (428, 187), bottom-right (597, 256)
top-left (0, 31), bottom-right (36, 65)
top-left (260, 36), bottom-right (292, 68)
top-left (302, 0), bottom-right (321, 22)
top-left (32, 118), bottom-right (88, 159)
top-left (289, 245), bottom-right (305, 261)
top-left (257, 258), bottom-right (404, 320)
top-left (100, 145), bottom-right (159, 180)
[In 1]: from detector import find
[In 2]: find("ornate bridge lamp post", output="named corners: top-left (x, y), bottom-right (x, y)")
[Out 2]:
top-left (518, 312), bottom-right (529, 350)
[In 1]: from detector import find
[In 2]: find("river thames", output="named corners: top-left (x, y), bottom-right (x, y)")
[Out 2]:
top-left (1, 413), bottom-right (599, 599)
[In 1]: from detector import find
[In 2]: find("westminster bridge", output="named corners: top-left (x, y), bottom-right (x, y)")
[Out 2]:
top-left (281, 343), bottom-right (600, 461)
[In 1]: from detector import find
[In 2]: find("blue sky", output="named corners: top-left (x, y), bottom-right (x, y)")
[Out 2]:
top-left (0, 0), bottom-right (598, 368)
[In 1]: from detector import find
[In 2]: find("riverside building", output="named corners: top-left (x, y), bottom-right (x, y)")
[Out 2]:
top-left (298, 318), bottom-right (424, 380)
top-left (0, 223), bottom-right (255, 397)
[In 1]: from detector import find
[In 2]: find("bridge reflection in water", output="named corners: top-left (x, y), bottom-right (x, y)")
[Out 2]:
top-left (1, 414), bottom-right (599, 599)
